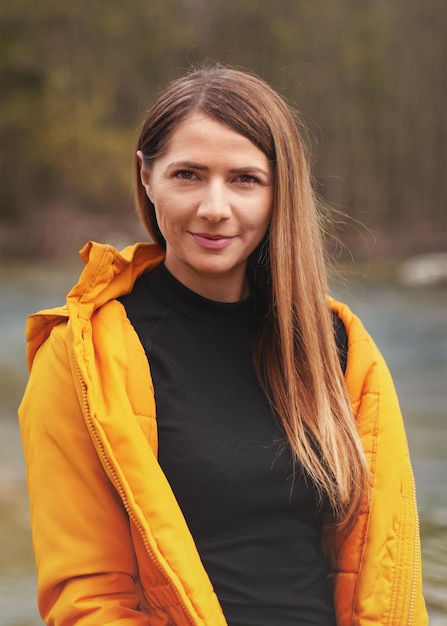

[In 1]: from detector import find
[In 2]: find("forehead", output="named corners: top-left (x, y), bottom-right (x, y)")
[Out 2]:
top-left (161, 113), bottom-right (269, 163)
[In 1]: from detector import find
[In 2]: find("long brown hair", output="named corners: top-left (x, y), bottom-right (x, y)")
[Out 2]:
top-left (134, 64), bottom-right (369, 527)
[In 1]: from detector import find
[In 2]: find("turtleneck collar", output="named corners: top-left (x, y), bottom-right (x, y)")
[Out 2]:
top-left (143, 263), bottom-right (255, 327)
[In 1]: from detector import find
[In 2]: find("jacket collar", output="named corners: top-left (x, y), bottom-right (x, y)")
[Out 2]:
top-left (25, 241), bottom-right (165, 370)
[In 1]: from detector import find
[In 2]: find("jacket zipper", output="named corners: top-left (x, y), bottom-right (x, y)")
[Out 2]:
top-left (407, 468), bottom-right (420, 625)
top-left (74, 358), bottom-right (197, 626)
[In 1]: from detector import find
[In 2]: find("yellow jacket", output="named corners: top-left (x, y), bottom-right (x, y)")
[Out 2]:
top-left (19, 242), bottom-right (428, 625)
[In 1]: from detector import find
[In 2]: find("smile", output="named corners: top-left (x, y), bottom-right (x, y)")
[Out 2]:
top-left (189, 232), bottom-right (235, 249)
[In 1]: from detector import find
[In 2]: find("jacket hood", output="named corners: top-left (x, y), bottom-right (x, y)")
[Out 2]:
top-left (25, 241), bottom-right (165, 370)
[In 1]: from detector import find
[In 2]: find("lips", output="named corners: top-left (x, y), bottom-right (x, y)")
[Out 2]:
top-left (190, 232), bottom-right (235, 249)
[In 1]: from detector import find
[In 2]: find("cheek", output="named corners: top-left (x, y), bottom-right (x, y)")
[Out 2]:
top-left (153, 201), bottom-right (186, 239)
top-left (152, 203), bottom-right (170, 240)
top-left (244, 214), bottom-right (271, 252)
top-left (254, 202), bottom-right (273, 235)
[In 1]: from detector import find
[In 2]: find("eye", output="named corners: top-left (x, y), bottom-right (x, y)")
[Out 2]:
top-left (236, 174), bottom-right (260, 185)
top-left (174, 169), bottom-right (197, 180)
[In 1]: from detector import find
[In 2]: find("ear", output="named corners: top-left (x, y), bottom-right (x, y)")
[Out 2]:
top-left (136, 150), bottom-right (153, 201)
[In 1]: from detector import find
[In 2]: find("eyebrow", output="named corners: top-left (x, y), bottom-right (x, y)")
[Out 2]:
top-left (166, 161), bottom-right (271, 178)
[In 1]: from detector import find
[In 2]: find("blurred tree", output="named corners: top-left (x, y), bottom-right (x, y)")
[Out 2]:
top-left (0, 0), bottom-right (446, 257)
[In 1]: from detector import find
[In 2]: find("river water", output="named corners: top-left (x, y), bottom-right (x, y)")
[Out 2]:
top-left (0, 263), bottom-right (446, 625)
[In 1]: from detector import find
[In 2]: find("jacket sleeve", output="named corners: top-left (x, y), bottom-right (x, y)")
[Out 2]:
top-left (324, 302), bottom-right (428, 626)
top-left (18, 322), bottom-right (152, 625)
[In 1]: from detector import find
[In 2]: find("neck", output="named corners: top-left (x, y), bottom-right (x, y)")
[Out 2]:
top-left (164, 263), bottom-right (250, 303)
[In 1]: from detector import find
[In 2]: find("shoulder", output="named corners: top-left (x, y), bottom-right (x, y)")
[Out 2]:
top-left (328, 297), bottom-right (398, 422)
top-left (329, 297), bottom-right (372, 346)
top-left (25, 242), bottom-right (165, 369)
top-left (329, 297), bottom-right (385, 377)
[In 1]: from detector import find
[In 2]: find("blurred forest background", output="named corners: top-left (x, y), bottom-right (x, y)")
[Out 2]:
top-left (1, 0), bottom-right (446, 260)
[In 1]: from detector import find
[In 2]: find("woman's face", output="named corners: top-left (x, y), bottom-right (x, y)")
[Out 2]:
top-left (138, 113), bottom-right (273, 302)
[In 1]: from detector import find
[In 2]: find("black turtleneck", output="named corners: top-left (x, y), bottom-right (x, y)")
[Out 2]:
top-left (119, 263), bottom-right (336, 626)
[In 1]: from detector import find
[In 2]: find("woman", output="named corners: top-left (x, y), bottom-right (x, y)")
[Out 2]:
top-left (19, 65), bottom-right (427, 625)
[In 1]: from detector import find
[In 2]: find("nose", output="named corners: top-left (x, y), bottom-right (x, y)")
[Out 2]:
top-left (196, 180), bottom-right (231, 222)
